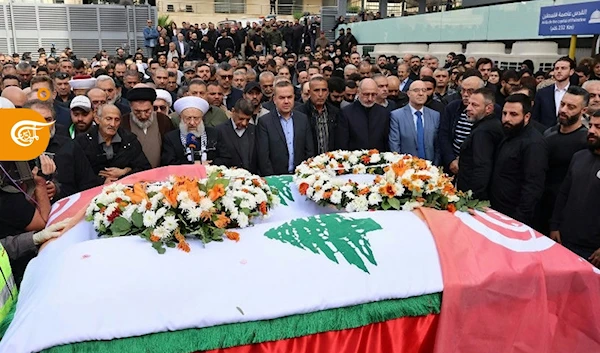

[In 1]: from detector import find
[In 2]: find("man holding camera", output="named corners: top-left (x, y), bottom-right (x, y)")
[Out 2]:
top-left (0, 155), bottom-right (68, 284)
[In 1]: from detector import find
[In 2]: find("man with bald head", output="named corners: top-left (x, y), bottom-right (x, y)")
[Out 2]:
top-left (1, 86), bottom-right (26, 108)
top-left (419, 66), bottom-right (434, 80)
top-left (439, 75), bottom-right (502, 174)
top-left (389, 80), bottom-right (440, 164)
top-left (335, 78), bottom-right (390, 151)
top-left (387, 75), bottom-right (409, 108)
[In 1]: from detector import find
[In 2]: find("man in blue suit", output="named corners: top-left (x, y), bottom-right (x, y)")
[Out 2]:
top-left (532, 56), bottom-right (575, 128)
top-left (389, 80), bottom-right (441, 165)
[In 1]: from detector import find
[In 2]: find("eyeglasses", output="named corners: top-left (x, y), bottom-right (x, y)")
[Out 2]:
top-left (154, 105), bottom-right (168, 112)
top-left (409, 88), bottom-right (428, 93)
top-left (183, 116), bottom-right (202, 123)
top-left (219, 75), bottom-right (233, 80)
top-left (451, 71), bottom-right (459, 75)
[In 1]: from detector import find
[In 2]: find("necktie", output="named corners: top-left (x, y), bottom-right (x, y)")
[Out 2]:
top-left (415, 111), bottom-right (426, 159)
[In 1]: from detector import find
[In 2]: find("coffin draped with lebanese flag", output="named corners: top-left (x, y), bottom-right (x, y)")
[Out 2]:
top-left (1, 165), bottom-right (599, 353)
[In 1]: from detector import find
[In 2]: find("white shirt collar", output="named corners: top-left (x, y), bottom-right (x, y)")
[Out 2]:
top-left (409, 104), bottom-right (423, 116)
top-left (231, 118), bottom-right (245, 137)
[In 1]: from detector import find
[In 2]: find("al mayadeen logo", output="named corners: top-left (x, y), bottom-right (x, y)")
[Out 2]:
top-left (0, 89), bottom-right (54, 161)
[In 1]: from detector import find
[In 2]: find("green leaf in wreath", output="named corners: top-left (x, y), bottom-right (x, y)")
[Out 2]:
top-left (388, 197), bottom-right (400, 210)
top-left (381, 199), bottom-right (391, 210)
top-left (264, 214), bottom-right (382, 273)
top-left (109, 217), bottom-right (131, 236)
top-left (215, 178), bottom-right (230, 188)
top-left (152, 241), bottom-right (166, 254)
top-left (131, 211), bottom-right (143, 228)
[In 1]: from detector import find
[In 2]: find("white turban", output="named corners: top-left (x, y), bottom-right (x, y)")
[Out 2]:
top-left (173, 96), bottom-right (209, 116)
top-left (155, 89), bottom-right (173, 107)
top-left (0, 97), bottom-right (15, 108)
top-left (69, 76), bottom-right (97, 90)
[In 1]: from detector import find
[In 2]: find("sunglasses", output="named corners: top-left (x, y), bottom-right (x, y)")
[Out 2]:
top-left (154, 105), bottom-right (168, 112)
top-left (220, 75), bottom-right (233, 80)
top-left (53, 72), bottom-right (70, 80)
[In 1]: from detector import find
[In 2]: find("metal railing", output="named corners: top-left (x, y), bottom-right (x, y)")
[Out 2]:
top-left (158, 0), bottom-right (324, 17)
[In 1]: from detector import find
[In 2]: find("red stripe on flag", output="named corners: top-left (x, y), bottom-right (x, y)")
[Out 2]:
top-left (419, 208), bottom-right (600, 353)
top-left (201, 314), bottom-right (439, 353)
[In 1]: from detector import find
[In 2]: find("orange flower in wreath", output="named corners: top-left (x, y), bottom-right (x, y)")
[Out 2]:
top-left (380, 183), bottom-right (397, 198)
top-left (161, 186), bottom-right (178, 206)
top-left (125, 183), bottom-right (149, 204)
top-left (214, 212), bottom-right (231, 228)
top-left (259, 201), bottom-right (268, 215)
top-left (226, 231), bottom-right (240, 242)
top-left (208, 183), bottom-right (226, 201)
top-left (299, 182), bottom-right (309, 195)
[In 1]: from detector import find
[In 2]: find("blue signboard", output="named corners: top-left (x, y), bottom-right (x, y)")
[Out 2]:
top-left (539, 1), bottom-right (600, 36)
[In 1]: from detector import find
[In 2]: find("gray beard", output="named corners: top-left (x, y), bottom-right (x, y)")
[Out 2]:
top-left (131, 113), bottom-right (155, 130)
top-left (179, 121), bottom-right (205, 137)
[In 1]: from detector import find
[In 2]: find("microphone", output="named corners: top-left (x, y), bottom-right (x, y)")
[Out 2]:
top-left (186, 133), bottom-right (199, 163)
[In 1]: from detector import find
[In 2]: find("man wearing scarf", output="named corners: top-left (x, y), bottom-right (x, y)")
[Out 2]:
top-left (120, 85), bottom-right (175, 168)
top-left (161, 96), bottom-right (231, 167)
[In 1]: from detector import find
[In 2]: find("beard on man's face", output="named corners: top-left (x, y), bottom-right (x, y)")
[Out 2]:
top-left (502, 119), bottom-right (525, 136)
top-left (179, 121), bottom-right (205, 137)
top-left (558, 111), bottom-right (581, 127)
top-left (587, 132), bottom-right (600, 151)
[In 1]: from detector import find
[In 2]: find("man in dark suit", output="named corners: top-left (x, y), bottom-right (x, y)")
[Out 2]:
top-left (175, 33), bottom-right (190, 61)
top-left (335, 78), bottom-right (390, 152)
top-left (217, 62), bottom-right (243, 111)
top-left (532, 56), bottom-right (575, 128)
top-left (216, 99), bottom-right (258, 174)
top-left (161, 96), bottom-right (231, 166)
top-left (294, 76), bottom-right (339, 154)
top-left (257, 81), bottom-right (315, 176)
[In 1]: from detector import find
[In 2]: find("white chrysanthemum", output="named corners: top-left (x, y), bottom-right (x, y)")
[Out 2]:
top-left (93, 212), bottom-right (103, 229)
top-left (161, 215), bottom-right (178, 232)
top-left (150, 193), bottom-right (164, 210)
top-left (121, 206), bottom-right (136, 221)
top-left (271, 194), bottom-right (280, 206)
top-left (187, 207), bottom-right (202, 222)
top-left (395, 184), bottom-right (406, 196)
top-left (153, 225), bottom-right (171, 239)
top-left (239, 200), bottom-right (252, 209)
top-left (236, 212), bottom-right (249, 228)
top-left (177, 191), bottom-right (190, 202)
top-left (330, 190), bottom-right (343, 204)
top-left (348, 155), bottom-right (359, 165)
top-left (143, 210), bottom-right (159, 228)
top-left (179, 199), bottom-right (196, 212)
top-left (306, 186), bottom-right (315, 197)
top-left (313, 190), bottom-right (324, 202)
top-left (345, 191), bottom-right (356, 200)
top-left (221, 196), bottom-right (236, 212)
top-left (254, 189), bottom-right (268, 204)
top-left (402, 200), bottom-right (423, 211)
top-left (447, 194), bottom-right (460, 203)
top-left (155, 207), bottom-right (167, 219)
top-left (199, 198), bottom-right (214, 212)
top-left (340, 184), bottom-right (353, 192)
top-left (370, 154), bottom-right (381, 163)
top-left (368, 192), bottom-right (382, 205)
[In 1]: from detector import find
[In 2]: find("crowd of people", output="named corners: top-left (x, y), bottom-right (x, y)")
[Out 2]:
top-left (0, 18), bottom-right (599, 286)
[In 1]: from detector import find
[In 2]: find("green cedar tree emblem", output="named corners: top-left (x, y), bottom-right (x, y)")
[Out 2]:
top-left (264, 214), bottom-right (382, 273)
top-left (265, 175), bottom-right (294, 206)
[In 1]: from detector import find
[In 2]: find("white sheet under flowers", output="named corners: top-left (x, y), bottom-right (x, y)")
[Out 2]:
top-left (0, 180), bottom-right (444, 353)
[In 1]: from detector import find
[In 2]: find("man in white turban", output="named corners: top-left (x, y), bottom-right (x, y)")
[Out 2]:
top-left (160, 96), bottom-right (231, 166)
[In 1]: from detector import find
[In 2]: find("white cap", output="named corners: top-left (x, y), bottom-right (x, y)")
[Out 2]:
top-left (0, 97), bottom-right (15, 108)
top-left (155, 89), bottom-right (173, 107)
top-left (173, 96), bottom-right (209, 116)
top-left (70, 96), bottom-right (92, 112)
